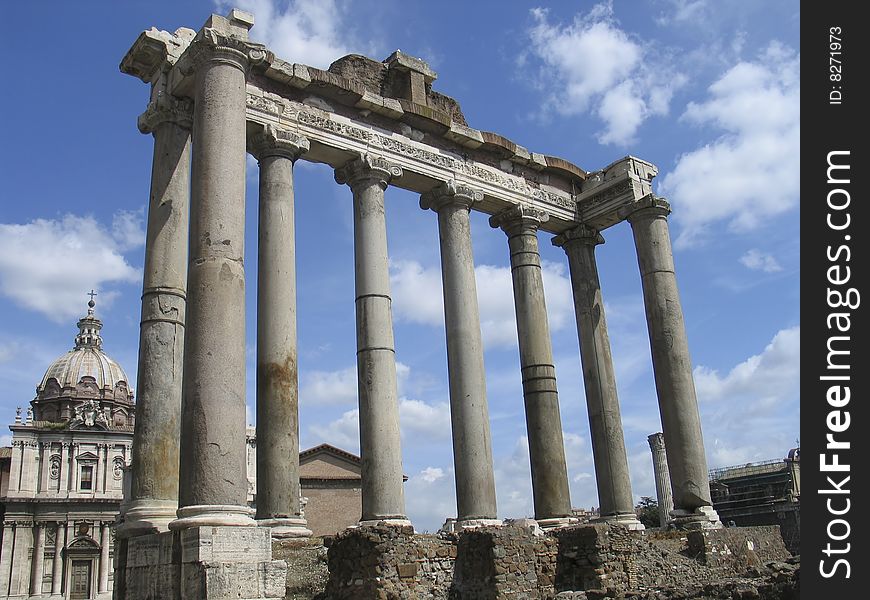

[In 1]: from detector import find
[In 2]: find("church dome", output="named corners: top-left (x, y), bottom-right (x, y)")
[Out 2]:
top-left (32, 295), bottom-right (135, 425)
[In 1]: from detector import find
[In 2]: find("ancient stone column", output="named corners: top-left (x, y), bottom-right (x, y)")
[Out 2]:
top-left (172, 29), bottom-right (255, 529)
top-left (420, 181), bottom-right (498, 526)
top-left (30, 523), bottom-right (44, 595)
top-left (619, 197), bottom-right (720, 528)
top-left (51, 522), bottom-right (64, 595)
top-left (98, 522), bottom-right (111, 593)
top-left (648, 432), bottom-right (674, 528)
top-left (490, 205), bottom-right (572, 525)
top-left (249, 125), bottom-right (312, 538)
top-left (117, 94), bottom-right (192, 538)
top-left (335, 154), bottom-right (409, 525)
top-left (553, 225), bottom-right (642, 529)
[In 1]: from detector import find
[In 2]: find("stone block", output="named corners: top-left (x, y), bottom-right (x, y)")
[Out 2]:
top-left (180, 526), bottom-right (273, 564)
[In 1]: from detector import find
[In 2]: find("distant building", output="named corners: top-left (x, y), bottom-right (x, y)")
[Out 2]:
top-left (709, 448), bottom-right (800, 553)
top-left (0, 299), bottom-right (133, 599)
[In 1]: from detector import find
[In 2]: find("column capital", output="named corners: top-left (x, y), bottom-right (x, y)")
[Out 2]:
top-left (647, 432), bottom-right (666, 451)
top-left (183, 27), bottom-right (266, 74)
top-left (138, 94), bottom-right (193, 134)
top-left (617, 195), bottom-right (671, 223)
top-left (419, 180), bottom-right (482, 212)
top-left (489, 204), bottom-right (549, 235)
top-left (247, 125), bottom-right (309, 161)
top-left (334, 153), bottom-right (402, 190)
top-left (551, 224), bottom-right (604, 249)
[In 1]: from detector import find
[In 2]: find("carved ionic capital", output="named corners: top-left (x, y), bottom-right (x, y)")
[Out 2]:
top-left (182, 26), bottom-right (266, 75)
top-left (617, 195), bottom-right (671, 223)
top-left (419, 180), bottom-right (482, 213)
top-left (489, 204), bottom-right (550, 236)
top-left (334, 153), bottom-right (402, 190)
top-left (137, 94), bottom-right (193, 133)
top-left (247, 125), bottom-right (309, 161)
top-left (551, 224), bottom-right (604, 249)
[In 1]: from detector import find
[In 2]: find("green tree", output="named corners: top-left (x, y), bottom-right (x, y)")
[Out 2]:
top-left (635, 496), bottom-right (660, 528)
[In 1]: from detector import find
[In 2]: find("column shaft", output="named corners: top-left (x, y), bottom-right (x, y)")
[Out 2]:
top-left (251, 127), bottom-right (312, 537)
top-left (621, 197), bottom-right (719, 527)
top-left (51, 523), bottom-right (64, 595)
top-left (30, 523), bottom-right (44, 595)
top-left (648, 433), bottom-right (674, 528)
top-left (335, 155), bottom-right (408, 524)
top-left (174, 43), bottom-right (253, 527)
top-left (421, 182), bottom-right (498, 523)
top-left (554, 227), bottom-right (639, 526)
top-left (59, 443), bottom-right (69, 493)
top-left (490, 206), bottom-right (571, 523)
top-left (123, 103), bottom-right (191, 536)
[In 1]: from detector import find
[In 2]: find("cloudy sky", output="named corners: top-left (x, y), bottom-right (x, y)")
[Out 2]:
top-left (0, 0), bottom-right (799, 532)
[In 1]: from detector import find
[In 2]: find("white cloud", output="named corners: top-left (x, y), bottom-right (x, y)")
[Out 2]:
top-left (301, 366), bottom-right (358, 405)
top-left (399, 398), bottom-right (451, 441)
top-left (0, 434), bottom-right (11, 447)
top-left (524, 4), bottom-right (684, 145)
top-left (391, 260), bottom-right (574, 350)
top-left (654, 0), bottom-right (710, 26)
top-left (300, 361), bottom-right (411, 406)
top-left (739, 249), bottom-right (782, 273)
top-left (309, 408), bottom-right (360, 452)
top-left (220, 0), bottom-right (366, 68)
top-left (694, 326), bottom-right (799, 408)
top-left (0, 213), bottom-right (143, 322)
top-left (660, 42), bottom-right (800, 246)
top-left (694, 326), bottom-right (800, 466)
top-left (420, 466), bottom-right (445, 483)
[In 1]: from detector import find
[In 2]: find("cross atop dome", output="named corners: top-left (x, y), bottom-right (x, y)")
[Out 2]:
top-left (75, 291), bottom-right (104, 350)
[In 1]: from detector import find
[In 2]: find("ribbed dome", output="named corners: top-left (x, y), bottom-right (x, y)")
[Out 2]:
top-left (35, 297), bottom-right (134, 410)
top-left (38, 346), bottom-right (130, 394)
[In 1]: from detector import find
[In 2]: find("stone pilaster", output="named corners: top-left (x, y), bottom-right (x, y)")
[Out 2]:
top-left (335, 154), bottom-right (410, 526)
top-left (553, 225), bottom-right (642, 529)
top-left (648, 433), bottom-right (674, 528)
top-left (30, 522), bottom-right (45, 595)
top-left (172, 21), bottom-right (260, 530)
top-left (51, 522), bottom-right (64, 595)
top-left (99, 522), bottom-right (111, 593)
top-left (249, 125), bottom-right (312, 538)
top-left (420, 181), bottom-right (499, 526)
top-left (490, 205), bottom-right (572, 525)
top-left (619, 197), bottom-right (720, 529)
top-left (59, 442), bottom-right (70, 494)
top-left (121, 92), bottom-right (191, 535)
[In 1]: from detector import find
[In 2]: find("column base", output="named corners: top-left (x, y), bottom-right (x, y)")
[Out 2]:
top-left (169, 504), bottom-right (257, 530)
top-left (116, 499), bottom-right (178, 539)
top-left (670, 505), bottom-right (723, 530)
top-left (358, 518), bottom-right (414, 530)
top-left (457, 518), bottom-right (503, 530)
top-left (535, 516), bottom-right (579, 530)
top-left (257, 517), bottom-right (312, 538)
top-left (591, 513), bottom-right (646, 530)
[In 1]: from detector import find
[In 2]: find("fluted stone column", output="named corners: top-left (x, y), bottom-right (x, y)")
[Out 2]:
top-left (51, 522), bottom-right (64, 595)
top-left (30, 523), bottom-right (44, 595)
top-left (648, 433), bottom-right (674, 528)
top-left (553, 225), bottom-right (642, 529)
top-left (249, 125), bottom-right (312, 538)
top-left (98, 522), bottom-right (111, 593)
top-left (421, 181), bottom-right (498, 526)
top-left (619, 197), bottom-right (720, 528)
top-left (172, 30), bottom-right (254, 529)
top-left (117, 95), bottom-right (192, 537)
top-left (335, 154), bottom-right (409, 525)
top-left (490, 205), bottom-right (572, 525)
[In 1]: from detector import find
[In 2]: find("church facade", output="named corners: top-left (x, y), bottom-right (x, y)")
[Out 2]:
top-left (0, 300), bottom-right (133, 599)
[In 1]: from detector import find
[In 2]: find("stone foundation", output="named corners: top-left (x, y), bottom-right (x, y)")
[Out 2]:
top-left (115, 526), bottom-right (286, 600)
top-left (314, 523), bottom-right (795, 600)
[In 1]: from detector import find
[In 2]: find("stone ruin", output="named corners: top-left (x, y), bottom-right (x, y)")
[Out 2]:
top-left (112, 8), bottom-right (796, 600)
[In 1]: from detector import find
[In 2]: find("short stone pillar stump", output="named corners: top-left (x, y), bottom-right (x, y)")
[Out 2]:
top-left (117, 526), bottom-right (287, 599)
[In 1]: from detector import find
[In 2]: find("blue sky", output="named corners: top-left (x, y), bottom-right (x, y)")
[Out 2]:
top-left (0, 0), bottom-right (799, 532)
